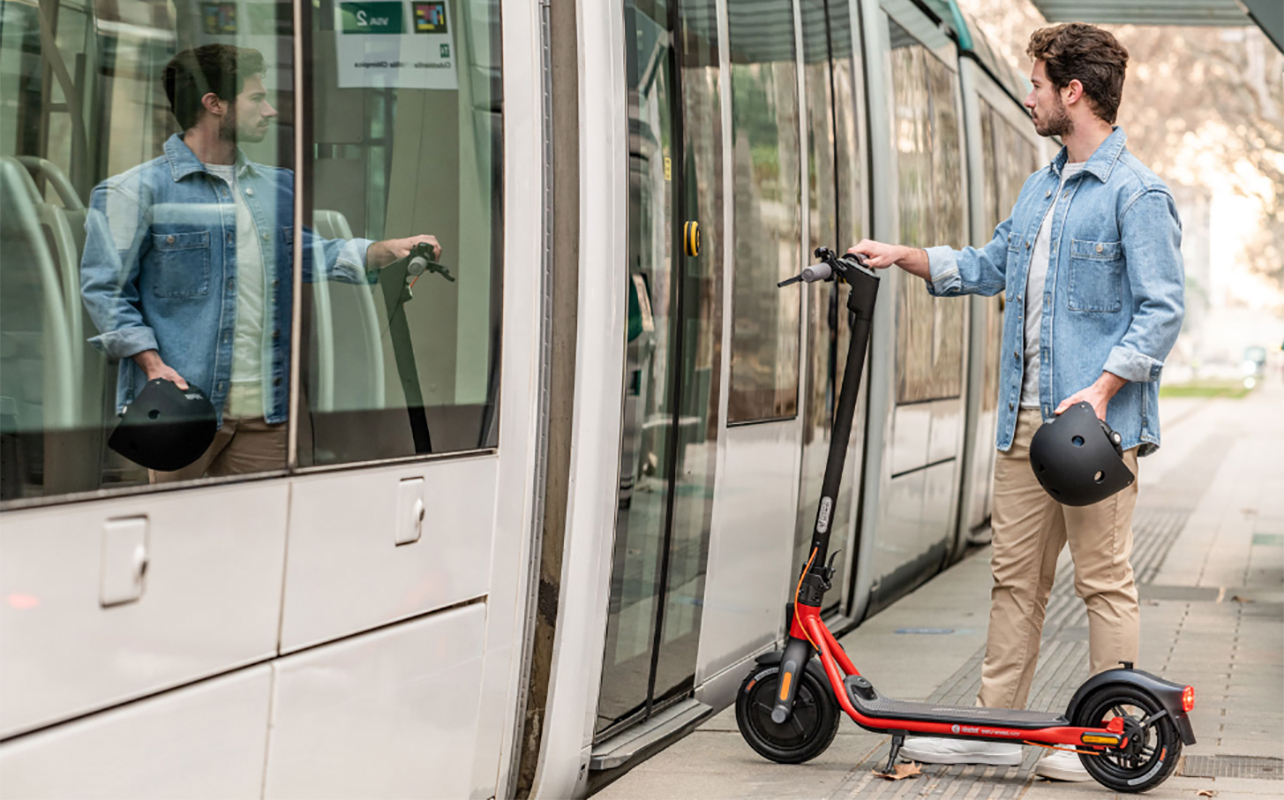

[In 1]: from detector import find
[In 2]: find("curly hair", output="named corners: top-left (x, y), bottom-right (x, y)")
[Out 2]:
top-left (164, 45), bottom-right (266, 130)
top-left (1027, 23), bottom-right (1129, 124)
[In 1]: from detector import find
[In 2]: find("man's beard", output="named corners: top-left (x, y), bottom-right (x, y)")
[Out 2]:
top-left (1034, 99), bottom-right (1073, 138)
top-left (219, 111), bottom-right (268, 144)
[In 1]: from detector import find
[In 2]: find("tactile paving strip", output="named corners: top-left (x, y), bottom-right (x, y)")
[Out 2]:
top-left (1180, 755), bottom-right (1284, 780)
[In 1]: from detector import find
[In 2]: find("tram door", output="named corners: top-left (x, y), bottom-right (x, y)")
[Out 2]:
top-left (595, 0), bottom-right (725, 740)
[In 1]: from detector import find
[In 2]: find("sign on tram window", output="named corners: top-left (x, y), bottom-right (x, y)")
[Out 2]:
top-left (335, 1), bottom-right (460, 89)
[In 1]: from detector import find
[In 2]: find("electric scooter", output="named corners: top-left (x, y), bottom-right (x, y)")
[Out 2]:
top-left (734, 247), bottom-right (1196, 793)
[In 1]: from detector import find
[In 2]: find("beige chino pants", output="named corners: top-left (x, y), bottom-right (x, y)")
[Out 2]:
top-left (150, 416), bottom-right (287, 483)
top-left (978, 408), bottom-right (1141, 710)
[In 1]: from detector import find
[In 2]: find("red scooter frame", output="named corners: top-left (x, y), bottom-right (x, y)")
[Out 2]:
top-left (735, 249), bottom-right (1196, 793)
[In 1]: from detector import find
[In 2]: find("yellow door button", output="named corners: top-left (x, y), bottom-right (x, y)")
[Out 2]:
top-left (684, 221), bottom-right (700, 257)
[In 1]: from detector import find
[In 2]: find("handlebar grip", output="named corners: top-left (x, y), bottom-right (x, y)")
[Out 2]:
top-left (802, 264), bottom-right (832, 283)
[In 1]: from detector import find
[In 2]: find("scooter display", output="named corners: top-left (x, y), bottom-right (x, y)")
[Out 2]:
top-left (734, 247), bottom-right (1196, 793)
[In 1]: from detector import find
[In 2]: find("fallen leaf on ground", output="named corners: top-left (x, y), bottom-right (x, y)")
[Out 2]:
top-left (1230, 595), bottom-right (1255, 603)
top-left (872, 762), bottom-right (921, 781)
top-left (1197, 790), bottom-right (1217, 797)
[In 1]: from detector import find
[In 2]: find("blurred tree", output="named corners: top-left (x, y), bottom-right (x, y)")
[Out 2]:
top-left (957, 0), bottom-right (1284, 290)
top-left (1120, 26), bottom-right (1282, 288)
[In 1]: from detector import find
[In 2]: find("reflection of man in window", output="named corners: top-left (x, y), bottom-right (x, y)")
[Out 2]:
top-left (81, 45), bottom-right (438, 480)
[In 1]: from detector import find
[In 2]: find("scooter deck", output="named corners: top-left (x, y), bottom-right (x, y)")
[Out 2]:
top-left (845, 677), bottom-right (1069, 729)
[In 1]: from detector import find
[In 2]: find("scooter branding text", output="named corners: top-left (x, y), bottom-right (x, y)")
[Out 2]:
top-left (950, 724), bottom-right (1019, 738)
top-left (817, 497), bottom-right (833, 533)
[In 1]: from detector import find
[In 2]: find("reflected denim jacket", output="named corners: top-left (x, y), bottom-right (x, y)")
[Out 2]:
top-left (81, 134), bottom-right (373, 426)
top-left (925, 127), bottom-right (1184, 455)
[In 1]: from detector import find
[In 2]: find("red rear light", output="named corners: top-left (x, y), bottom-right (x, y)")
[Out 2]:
top-left (1182, 685), bottom-right (1195, 713)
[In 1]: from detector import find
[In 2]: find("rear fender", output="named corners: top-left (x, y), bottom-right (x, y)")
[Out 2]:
top-left (1066, 668), bottom-right (1196, 745)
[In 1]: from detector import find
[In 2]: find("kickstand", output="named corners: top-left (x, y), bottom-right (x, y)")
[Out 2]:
top-left (883, 734), bottom-right (905, 774)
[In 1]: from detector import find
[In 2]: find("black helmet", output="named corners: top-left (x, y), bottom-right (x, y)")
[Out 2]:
top-left (108, 379), bottom-right (217, 471)
top-left (1028, 402), bottom-right (1134, 507)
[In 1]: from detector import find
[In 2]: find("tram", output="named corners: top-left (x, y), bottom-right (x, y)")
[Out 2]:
top-left (0, 0), bottom-right (1045, 797)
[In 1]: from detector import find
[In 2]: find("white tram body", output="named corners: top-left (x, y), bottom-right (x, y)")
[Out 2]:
top-left (0, 0), bottom-right (1046, 797)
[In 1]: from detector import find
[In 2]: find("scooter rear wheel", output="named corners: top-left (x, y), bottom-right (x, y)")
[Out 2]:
top-left (735, 661), bottom-right (840, 764)
top-left (1072, 684), bottom-right (1182, 793)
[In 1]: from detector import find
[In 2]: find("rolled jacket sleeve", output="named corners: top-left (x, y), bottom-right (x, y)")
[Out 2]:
top-left (302, 230), bottom-right (377, 285)
top-left (925, 215), bottom-right (1012, 299)
top-left (1106, 190), bottom-right (1185, 383)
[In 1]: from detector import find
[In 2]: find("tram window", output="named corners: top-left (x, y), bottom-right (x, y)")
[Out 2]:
top-left (979, 103), bottom-right (1002, 413)
top-left (726, 0), bottom-right (803, 423)
top-left (888, 20), bottom-right (965, 406)
top-left (1, 0), bottom-right (307, 500)
top-left (296, 0), bottom-right (503, 465)
top-left (978, 101), bottom-right (1040, 412)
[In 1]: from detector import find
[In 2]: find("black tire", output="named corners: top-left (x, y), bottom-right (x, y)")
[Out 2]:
top-left (1072, 684), bottom-right (1182, 793)
top-left (735, 660), bottom-right (840, 764)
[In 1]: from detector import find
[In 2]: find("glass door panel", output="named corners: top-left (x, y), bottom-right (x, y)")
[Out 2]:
top-left (596, 0), bottom-right (723, 739)
top-left (650, 0), bottom-right (723, 707)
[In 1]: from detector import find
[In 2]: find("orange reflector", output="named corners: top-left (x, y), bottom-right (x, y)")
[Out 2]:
top-left (1081, 734), bottom-right (1120, 746)
top-left (779, 672), bottom-right (793, 701)
top-left (1182, 685), bottom-right (1195, 712)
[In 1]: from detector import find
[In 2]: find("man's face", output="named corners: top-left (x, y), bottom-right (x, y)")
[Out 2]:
top-left (219, 74), bottom-right (277, 143)
top-left (1024, 60), bottom-right (1072, 138)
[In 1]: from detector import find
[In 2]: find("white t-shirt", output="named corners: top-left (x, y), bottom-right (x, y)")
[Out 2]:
top-left (204, 163), bottom-right (266, 418)
top-left (1021, 161), bottom-right (1085, 409)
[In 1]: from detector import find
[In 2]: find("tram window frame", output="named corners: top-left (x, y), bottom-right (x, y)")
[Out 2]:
top-left (293, 0), bottom-right (505, 469)
top-left (0, 0), bottom-right (507, 509)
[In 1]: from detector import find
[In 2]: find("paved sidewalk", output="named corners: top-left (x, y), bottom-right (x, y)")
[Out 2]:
top-left (596, 382), bottom-right (1283, 800)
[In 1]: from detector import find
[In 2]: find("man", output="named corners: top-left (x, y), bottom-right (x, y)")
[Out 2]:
top-left (81, 44), bottom-right (438, 480)
top-left (850, 23), bottom-right (1183, 781)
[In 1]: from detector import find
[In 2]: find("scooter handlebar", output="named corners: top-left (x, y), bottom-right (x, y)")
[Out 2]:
top-left (776, 248), bottom-right (870, 288)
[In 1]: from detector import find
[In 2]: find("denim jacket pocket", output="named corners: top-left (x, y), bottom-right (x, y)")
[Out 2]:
top-left (1067, 238), bottom-right (1123, 313)
top-left (1005, 231), bottom-right (1024, 276)
top-left (150, 230), bottom-right (211, 298)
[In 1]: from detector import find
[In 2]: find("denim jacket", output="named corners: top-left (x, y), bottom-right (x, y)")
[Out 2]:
top-left (925, 127), bottom-right (1184, 455)
top-left (81, 134), bottom-right (373, 425)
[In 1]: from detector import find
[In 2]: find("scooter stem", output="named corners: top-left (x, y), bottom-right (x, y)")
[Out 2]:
top-left (797, 263), bottom-right (879, 608)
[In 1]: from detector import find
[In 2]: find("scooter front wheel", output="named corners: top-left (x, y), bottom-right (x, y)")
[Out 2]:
top-left (1072, 684), bottom-right (1182, 792)
top-left (735, 660), bottom-right (840, 764)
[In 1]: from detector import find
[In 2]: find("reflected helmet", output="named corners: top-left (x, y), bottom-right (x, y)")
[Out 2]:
top-left (108, 379), bottom-right (217, 472)
top-left (1028, 402), bottom-right (1134, 507)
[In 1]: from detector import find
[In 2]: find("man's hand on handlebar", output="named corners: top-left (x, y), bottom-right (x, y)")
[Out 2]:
top-left (847, 240), bottom-right (931, 280)
top-left (367, 234), bottom-right (442, 270)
